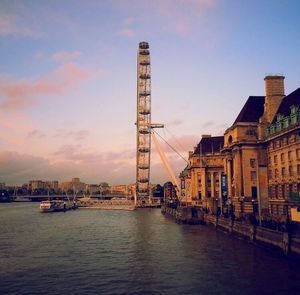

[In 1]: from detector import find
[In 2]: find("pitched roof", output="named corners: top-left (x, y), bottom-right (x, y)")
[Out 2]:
top-left (272, 87), bottom-right (300, 123)
top-left (193, 136), bottom-right (224, 155)
top-left (233, 96), bottom-right (265, 124)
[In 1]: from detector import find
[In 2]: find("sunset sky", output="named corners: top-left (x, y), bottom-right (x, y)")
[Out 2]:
top-left (0, 0), bottom-right (300, 186)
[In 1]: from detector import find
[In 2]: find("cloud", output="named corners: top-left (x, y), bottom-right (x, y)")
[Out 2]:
top-left (52, 51), bottom-right (82, 62)
top-left (154, 133), bottom-right (199, 154)
top-left (137, 0), bottom-right (216, 35)
top-left (27, 129), bottom-right (46, 139)
top-left (53, 144), bottom-right (102, 163)
top-left (0, 13), bottom-right (38, 37)
top-left (201, 121), bottom-right (228, 135)
top-left (53, 129), bottom-right (89, 141)
top-left (0, 145), bottom-right (137, 185)
top-left (166, 119), bottom-right (184, 127)
top-left (0, 63), bottom-right (90, 110)
top-left (118, 18), bottom-right (136, 38)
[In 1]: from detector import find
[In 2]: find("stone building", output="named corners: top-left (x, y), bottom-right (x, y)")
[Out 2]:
top-left (222, 75), bottom-right (300, 220)
top-left (180, 135), bottom-right (224, 211)
top-left (264, 87), bottom-right (300, 218)
top-left (163, 181), bottom-right (177, 204)
top-left (59, 177), bottom-right (86, 193)
top-left (222, 95), bottom-right (269, 217)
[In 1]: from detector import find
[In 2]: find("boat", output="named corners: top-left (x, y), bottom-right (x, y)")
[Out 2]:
top-left (0, 190), bottom-right (12, 203)
top-left (40, 200), bottom-right (71, 213)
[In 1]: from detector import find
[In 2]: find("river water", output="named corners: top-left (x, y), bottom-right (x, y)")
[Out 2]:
top-left (0, 203), bottom-right (299, 295)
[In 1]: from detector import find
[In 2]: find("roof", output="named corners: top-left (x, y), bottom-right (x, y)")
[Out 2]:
top-left (233, 96), bottom-right (265, 124)
top-left (272, 87), bottom-right (300, 123)
top-left (193, 136), bottom-right (224, 155)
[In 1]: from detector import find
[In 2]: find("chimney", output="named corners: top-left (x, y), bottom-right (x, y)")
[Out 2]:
top-left (263, 75), bottom-right (285, 123)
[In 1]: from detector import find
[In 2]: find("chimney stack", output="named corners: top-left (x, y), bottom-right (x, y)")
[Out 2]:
top-left (263, 75), bottom-right (285, 123)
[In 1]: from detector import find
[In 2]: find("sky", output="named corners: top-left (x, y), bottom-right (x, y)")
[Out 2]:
top-left (0, 0), bottom-right (300, 186)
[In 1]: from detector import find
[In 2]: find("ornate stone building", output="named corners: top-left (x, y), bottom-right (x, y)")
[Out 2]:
top-left (177, 75), bottom-right (299, 222)
top-left (222, 95), bottom-right (269, 217)
top-left (180, 135), bottom-right (224, 211)
top-left (264, 87), bottom-right (300, 218)
top-left (222, 75), bottom-right (300, 220)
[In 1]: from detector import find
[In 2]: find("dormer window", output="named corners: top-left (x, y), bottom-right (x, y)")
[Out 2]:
top-left (228, 135), bottom-right (233, 145)
top-left (290, 105), bottom-right (298, 114)
top-left (276, 114), bottom-right (284, 122)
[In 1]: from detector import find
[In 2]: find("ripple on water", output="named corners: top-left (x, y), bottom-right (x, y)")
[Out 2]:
top-left (1, 204), bottom-right (300, 295)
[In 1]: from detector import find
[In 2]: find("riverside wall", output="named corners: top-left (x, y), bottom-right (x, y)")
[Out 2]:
top-left (161, 205), bottom-right (300, 256)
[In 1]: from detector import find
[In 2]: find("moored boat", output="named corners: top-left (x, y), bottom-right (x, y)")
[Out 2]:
top-left (40, 200), bottom-right (68, 213)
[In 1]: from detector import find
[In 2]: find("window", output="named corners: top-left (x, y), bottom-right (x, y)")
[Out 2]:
top-left (289, 166), bottom-right (293, 176)
top-left (288, 151), bottom-right (292, 161)
top-left (297, 149), bottom-right (300, 159)
top-left (250, 158), bottom-right (256, 168)
top-left (297, 164), bottom-right (300, 175)
top-left (275, 169), bottom-right (279, 178)
top-left (268, 170), bottom-right (272, 179)
top-left (251, 171), bottom-right (257, 181)
top-left (281, 185), bottom-right (286, 198)
top-left (280, 153), bottom-right (285, 163)
top-left (274, 155), bottom-right (278, 164)
top-left (274, 185), bottom-right (278, 198)
top-left (282, 167), bottom-right (286, 177)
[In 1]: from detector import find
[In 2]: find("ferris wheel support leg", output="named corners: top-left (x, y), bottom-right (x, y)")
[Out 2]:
top-left (151, 132), bottom-right (181, 197)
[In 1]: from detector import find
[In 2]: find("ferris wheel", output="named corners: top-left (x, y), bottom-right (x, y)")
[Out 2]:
top-left (135, 42), bottom-right (182, 207)
top-left (136, 41), bottom-right (152, 206)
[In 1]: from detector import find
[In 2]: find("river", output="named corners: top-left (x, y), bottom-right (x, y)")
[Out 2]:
top-left (0, 203), bottom-right (299, 295)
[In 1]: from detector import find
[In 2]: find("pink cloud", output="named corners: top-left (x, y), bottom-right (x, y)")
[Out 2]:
top-left (27, 129), bottom-right (46, 139)
top-left (154, 133), bottom-right (199, 154)
top-left (129, 0), bottom-right (216, 35)
top-left (52, 51), bottom-right (82, 62)
top-left (166, 119), bottom-right (184, 127)
top-left (0, 63), bottom-right (90, 110)
top-left (0, 13), bottom-right (39, 37)
top-left (119, 18), bottom-right (136, 38)
top-left (53, 129), bottom-right (89, 141)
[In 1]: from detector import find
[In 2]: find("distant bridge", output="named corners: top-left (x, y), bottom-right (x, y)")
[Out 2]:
top-left (12, 194), bottom-right (133, 202)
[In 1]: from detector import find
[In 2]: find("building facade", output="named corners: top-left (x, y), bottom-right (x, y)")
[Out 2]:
top-left (180, 135), bottom-right (224, 211)
top-left (264, 87), bottom-right (300, 219)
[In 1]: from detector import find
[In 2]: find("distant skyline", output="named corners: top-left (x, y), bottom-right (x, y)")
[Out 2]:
top-left (1, 0), bottom-right (300, 185)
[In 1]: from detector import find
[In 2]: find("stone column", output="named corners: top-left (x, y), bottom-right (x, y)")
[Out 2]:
top-left (219, 171), bottom-right (222, 214)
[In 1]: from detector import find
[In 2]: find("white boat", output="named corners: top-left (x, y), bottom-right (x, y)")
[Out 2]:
top-left (40, 200), bottom-right (67, 213)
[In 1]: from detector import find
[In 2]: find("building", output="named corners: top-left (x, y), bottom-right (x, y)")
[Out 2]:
top-left (163, 181), bottom-right (177, 204)
top-left (29, 180), bottom-right (46, 191)
top-left (221, 75), bottom-right (300, 220)
top-left (59, 178), bottom-right (86, 193)
top-left (264, 86), bottom-right (300, 219)
top-left (86, 184), bottom-right (100, 195)
top-left (180, 135), bottom-right (224, 211)
top-left (45, 181), bottom-right (59, 193)
top-left (222, 94), bottom-right (269, 217)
